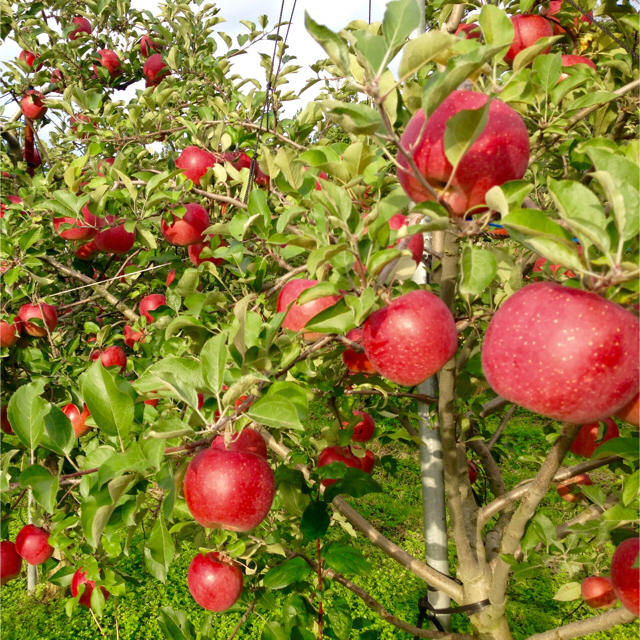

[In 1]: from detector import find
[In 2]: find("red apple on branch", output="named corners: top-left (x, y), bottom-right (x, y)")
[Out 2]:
top-left (318, 445), bottom-right (364, 486)
top-left (71, 568), bottom-right (110, 609)
top-left (187, 552), bottom-right (243, 612)
top-left (90, 346), bottom-right (127, 373)
top-left (570, 418), bottom-right (619, 458)
top-left (93, 49), bottom-right (121, 78)
top-left (18, 50), bottom-right (42, 69)
top-left (0, 320), bottom-right (19, 347)
top-left (560, 54), bottom-right (597, 71)
top-left (610, 537), bottom-right (640, 616)
top-left (75, 240), bottom-right (99, 260)
top-left (20, 90), bottom-right (47, 120)
top-left (69, 16), bottom-right (92, 40)
top-left (175, 146), bottom-right (217, 185)
top-left (342, 328), bottom-right (376, 374)
top-left (0, 541), bottom-right (22, 584)
top-left (468, 460), bottom-right (479, 485)
top-left (211, 427), bottom-right (267, 459)
top-left (139, 294), bottom-right (167, 323)
top-left (53, 205), bottom-right (100, 241)
top-left (143, 53), bottom-right (170, 86)
top-left (455, 23), bottom-right (481, 40)
top-left (388, 213), bottom-right (424, 264)
top-left (62, 403), bottom-right (92, 437)
top-left (188, 236), bottom-right (227, 266)
top-left (140, 35), bottom-right (161, 58)
top-left (556, 473), bottom-right (592, 503)
top-left (94, 222), bottom-right (135, 254)
top-left (614, 394), bottom-right (639, 427)
top-left (15, 525), bottom-right (53, 565)
top-left (161, 203), bottom-right (210, 246)
top-left (504, 15), bottom-right (553, 63)
top-left (343, 410), bottom-right (375, 442)
top-left (17, 303), bottom-right (58, 337)
top-left (580, 576), bottom-right (617, 609)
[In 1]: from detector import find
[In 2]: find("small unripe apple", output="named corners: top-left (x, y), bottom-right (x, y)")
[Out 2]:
top-left (211, 427), bottom-right (267, 459)
top-left (1, 405), bottom-right (14, 434)
top-left (570, 418), bottom-right (619, 458)
top-left (71, 568), bottom-right (110, 609)
top-left (161, 203), bottom-right (210, 246)
top-left (20, 90), bottom-right (47, 120)
top-left (388, 214), bottom-right (424, 264)
top-left (93, 49), bottom-right (121, 78)
top-left (94, 222), bottom-right (135, 254)
top-left (481, 282), bottom-right (639, 424)
top-left (62, 403), bottom-right (92, 437)
top-left (188, 236), bottom-right (226, 266)
top-left (362, 290), bottom-right (457, 387)
top-left (581, 576), bottom-right (617, 609)
top-left (69, 16), bottom-right (92, 40)
top-left (175, 146), bottom-right (217, 185)
top-left (343, 410), bottom-right (375, 442)
top-left (15, 525), bottom-right (53, 565)
top-left (140, 35), bottom-right (161, 58)
top-left (90, 346), bottom-right (127, 373)
top-left (505, 15), bottom-right (553, 63)
top-left (187, 552), bottom-right (243, 612)
top-left (0, 320), bottom-right (19, 347)
top-left (610, 537), bottom-right (640, 616)
top-left (614, 394), bottom-right (639, 427)
top-left (556, 473), bottom-right (592, 503)
top-left (143, 53), bottom-right (169, 86)
top-left (139, 294), bottom-right (167, 323)
top-left (0, 541), bottom-right (22, 584)
top-left (17, 303), bottom-right (58, 337)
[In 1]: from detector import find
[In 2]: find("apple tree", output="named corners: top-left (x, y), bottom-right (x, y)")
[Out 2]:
top-left (1, 0), bottom-right (639, 639)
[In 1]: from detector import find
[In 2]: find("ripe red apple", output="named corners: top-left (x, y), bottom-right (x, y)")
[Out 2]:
top-left (93, 49), bottom-right (121, 78)
top-left (90, 346), bottom-right (127, 373)
top-left (505, 15), bottom-right (553, 63)
top-left (166, 269), bottom-right (176, 286)
top-left (175, 146), bottom-right (217, 185)
top-left (50, 68), bottom-right (64, 86)
top-left (581, 576), bottom-right (617, 609)
top-left (343, 410), bottom-right (375, 442)
top-left (187, 552), bottom-right (243, 612)
top-left (610, 537), bottom-right (640, 616)
top-left (75, 240), bottom-right (99, 260)
top-left (277, 279), bottom-right (342, 340)
top-left (161, 203), bottom-right (210, 246)
top-left (544, 1), bottom-right (593, 35)
top-left (71, 568), bottom-right (110, 609)
top-left (15, 525), bottom-right (53, 565)
top-left (561, 54), bottom-right (597, 71)
top-left (570, 418), bottom-right (619, 458)
top-left (362, 290), bottom-right (457, 387)
top-left (0, 320), bottom-right (19, 347)
top-left (211, 427), bottom-right (267, 459)
top-left (188, 236), bottom-right (227, 266)
top-left (455, 23), bottom-right (481, 40)
top-left (1, 405), bottom-right (14, 434)
top-left (18, 50), bottom-right (42, 69)
top-left (318, 446), bottom-right (363, 486)
top-left (468, 460), bottom-right (478, 485)
top-left (222, 151), bottom-right (269, 186)
top-left (358, 449), bottom-right (375, 474)
top-left (17, 303), bottom-right (58, 337)
top-left (0, 541), bottom-right (22, 584)
top-left (53, 205), bottom-right (99, 241)
top-left (481, 282), bottom-right (639, 424)
top-left (183, 448), bottom-right (275, 531)
top-left (342, 328), bottom-right (375, 374)
top-left (139, 294), bottom-right (167, 323)
top-left (614, 394), bottom-right (639, 427)
top-left (69, 16), bottom-right (92, 40)
top-left (388, 214), bottom-right (424, 264)
top-left (397, 91), bottom-right (529, 216)
top-left (62, 403), bottom-right (92, 437)
top-left (94, 222), bottom-right (135, 254)
top-left (143, 53), bottom-right (170, 86)
top-left (556, 473), bottom-right (592, 503)
top-left (140, 35), bottom-right (160, 57)
top-left (23, 147), bottom-right (41, 168)
top-left (20, 90), bottom-right (47, 120)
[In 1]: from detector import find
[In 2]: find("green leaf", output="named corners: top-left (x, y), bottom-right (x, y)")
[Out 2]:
top-left (134, 357), bottom-right (204, 409)
top-left (323, 101), bottom-right (381, 135)
top-left (326, 597), bottom-right (352, 640)
top-left (353, 31), bottom-right (387, 75)
top-left (144, 515), bottom-right (175, 583)
top-left (593, 437), bottom-right (639, 462)
top-left (532, 54), bottom-right (561, 94)
top-left (622, 470), bottom-right (639, 507)
top-left (323, 543), bottom-right (372, 575)
top-left (97, 443), bottom-right (149, 486)
top-left (444, 102), bottom-right (490, 172)
top-left (201, 333), bottom-right (228, 394)
top-left (248, 396), bottom-right (305, 431)
top-left (553, 582), bottom-right (581, 602)
top-left (158, 606), bottom-right (196, 640)
top-left (323, 468), bottom-right (383, 502)
top-left (263, 556), bottom-right (311, 590)
top-left (19, 465), bottom-right (58, 514)
top-left (367, 248), bottom-right (403, 277)
top-left (300, 501), bottom-right (330, 539)
top-left (297, 282), bottom-right (341, 305)
top-left (304, 12), bottom-right (349, 73)
top-left (8, 382), bottom-right (47, 449)
top-left (383, 0), bottom-right (420, 51)
top-left (459, 247), bottom-right (497, 298)
top-left (302, 299), bottom-right (355, 334)
top-left (398, 31), bottom-right (457, 78)
top-left (513, 36), bottom-right (561, 72)
top-left (41, 404), bottom-right (75, 456)
top-left (478, 5), bottom-right (514, 49)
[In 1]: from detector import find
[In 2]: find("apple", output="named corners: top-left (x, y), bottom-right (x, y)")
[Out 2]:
top-left (53, 205), bottom-right (100, 241)
top-left (139, 294), bottom-right (167, 323)
top-left (188, 236), bottom-right (227, 266)
top-left (223, 151), bottom-right (269, 186)
top-left (75, 240), bottom-right (99, 260)
top-left (556, 473), bottom-right (592, 503)
top-left (143, 54), bottom-right (170, 86)
top-left (544, 1), bottom-right (593, 35)
top-left (93, 49), bottom-right (121, 78)
top-left (362, 290), bottom-right (457, 387)
top-left (23, 147), bottom-right (41, 168)
top-left (468, 460), bottom-right (478, 485)
top-left (0, 320), bottom-right (19, 347)
top-left (505, 15), bottom-right (553, 63)
top-left (581, 576), bottom-right (617, 609)
top-left (71, 568), bottom-right (110, 609)
top-left (187, 552), bottom-right (243, 612)
top-left (211, 427), bottom-right (267, 459)
top-left (62, 403), bottom-right (91, 437)
top-left (1, 405), bottom-right (14, 434)
top-left (18, 50), bottom-right (42, 69)
top-left (96, 157), bottom-right (114, 177)
top-left (614, 394), bottom-right (639, 427)
top-left (161, 203), bottom-right (210, 246)
top-left (0, 541), bottom-right (22, 584)
top-left (397, 91), bottom-right (529, 216)
top-left (166, 269), bottom-right (176, 286)
top-left (611, 537), bottom-right (640, 616)
top-left (561, 54), bottom-right (597, 71)
top-left (1, 195), bottom-right (24, 218)
top-left (343, 410), bottom-right (375, 442)
top-left (20, 90), bottom-right (47, 120)
top-left (388, 213), bottom-right (424, 264)
top-left (455, 23), bottom-right (481, 40)
top-left (69, 113), bottom-right (91, 137)
top-left (90, 346), bottom-right (127, 373)
top-left (17, 303), bottom-right (57, 337)
top-left (359, 449), bottom-right (375, 474)
top-left (140, 35), bottom-right (161, 58)
top-left (50, 69), bottom-right (64, 86)
top-left (94, 222), bottom-right (135, 254)
top-left (481, 282), bottom-right (639, 424)
top-left (277, 279), bottom-right (342, 340)
top-left (15, 525), bottom-right (53, 565)
top-left (318, 445), bottom-right (363, 486)
top-left (570, 418), bottom-right (619, 458)
top-left (342, 328), bottom-right (376, 374)
top-left (175, 146), bottom-right (217, 185)
top-left (69, 16), bottom-right (92, 40)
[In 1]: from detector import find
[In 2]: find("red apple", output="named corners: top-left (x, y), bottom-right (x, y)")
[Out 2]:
top-left (277, 279), bottom-right (342, 340)
top-left (570, 418), bottom-right (619, 458)
top-left (17, 303), bottom-right (57, 337)
top-left (75, 240), bottom-right (99, 260)
top-left (183, 448), bottom-right (275, 531)
top-left (143, 53), bottom-right (170, 86)
top-left (581, 576), bottom-right (617, 609)
top-left (140, 35), bottom-right (161, 58)
top-left (455, 23), bottom-right (481, 40)
top-left (1, 405), bottom-right (14, 434)
top-left (544, 1), bottom-right (593, 35)
top-left (187, 552), bottom-right (243, 612)
top-left (23, 147), bottom-right (41, 168)
top-left (50, 69), bottom-right (64, 86)
top-left (397, 91), bottom-right (529, 216)
top-left (90, 346), bottom-right (127, 373)
top-left (69, 113), bottom-right (91, 137)
top-left (94, 222), bottom-right (135, 254)
top-left (561, 54), bottom-right (597, 71)
top-left (139, 294), bottom-right (167, 323)
top-left (175, 146), bottom-right (217, 185)
top-left (18, 50), bottom-right (42, 69)
top-left (342, 328), bottom-right (376, 374)
top-left (343, 410), bottom-right (375, 442)
top-left (188, 236), bottom-right (226, 266)
top-left (20, 90), bottom-right (47, 120)
top-left (611, 537), bottom-right (640, 616)
top-left (362, 290), bottom-right (457, 387)
top-left (468, 460), bottom-right (478, 485)
top-left (71, 568), bottom-right (110, 609)
top-left (556, 473), bottom-right (592, 502)
top-left (69, 16), bottom-right (92, 40)
top-left (223, 151), bottom-right (269, 186)
top-left (96, 158), bottom-right (114, 177)
top-left (505, 15), bottom-right (553, 63)
top-left (15, 525), bottom-right (53, 565)
top-left (93, 49), bottom-right (121, 78)
top-left (614, 394), bottom-right (639, 427)
top-left (211, 427), bottom-right (267, 459)
top-left (0, 320), bottom-right (18, 347)
top-left (318, 445), bottom-right (363, 486)
top-left (388, 213), bottom-right (424, 263)
top-left (0, 541), bottom-right (22, 584)
top-left (62, 403), bottom-right (92, 437)
top-left (482, 282), bottom-right (639, 424)
top-left (358, 449), bottom-right (375, 474)
top-left (161, 203), bottom-right (210, 246)
top-left (53, 205), bottom-right (100, 241)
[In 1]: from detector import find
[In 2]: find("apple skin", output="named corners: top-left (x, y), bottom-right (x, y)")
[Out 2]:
top-left (17, 303), bottom-right (58, 337)
top-left (342, 328), bottom-right (376, 374)
top-left (23, 147), bottom-right (41, 168)
top-left (455, 23), bottom-right (481, 40)
top-left (139, 294), bottom-right (167, 323)
top-left (71, 568), bottom-right (110, 609)
top-left (187, 552), bottom-right (243, 612)
top-left (94, 223), bottom-right (135, 254)
top-left (318, 446), bottom-right (363, 486)
top-left (362, 290), bottom-right (457, 387)
top-left (211, 427), bottom-right (267, 459)
top-left (561, 54), bottom-right (597, 71)
top-left (388, 214), bottom-right (424, 264)
top-left (140, 35), bottom-right (161, 58)
top-left (505, 15), bottom-right (553, 63)
top-left (62, 403), bottom-right (91, 437)
top-left (94, 49), bottom-right (121, 78)
top-left (188, 236), bottom-right (226, 266)
top-left (481, 282), bottom-right (639, 424)
top-left (15, 525), bottom-right (53, 565)
top-left (0, 320), bottom-right (19, 347)
top-left (75, 240), bottom-right (99, 260)
top-left (343, 410), bottom-right (375, 442)
top-left (556, 473), bottom-right (592, 503)
top-left (69, 16), bottom-right (92, 40)
top-left (0, 541), bottom-right (22, 585)
top-left (90, 346), bottom-right (127, 373)
top-left (277, 279), bottom-right (342, 340)
top-left (176, 146), bottom-right (217, 185)
top-left (397, 91), bottom-right (530, 216)
top-left (143, 53), bottom-right (169, 86)
top-left (161, 203), bottom-right (210, 246)
top-left (183, 448), bottom-right (275, 532)
top-left (614, 394), bottom-right (639, 427)
top-left (53, 205), bottom-right (100, 241)
top-left (581, 576), bottom-right (617, 609)
top-left (611, 537), bottom-right (640, 617)
top-left (19, 50), bottom-right (41, 69)
top-left (358, 449), bottom-right (375, 474)
top-left (570, 418), bottom-right (619, 458)
top-left (1, 405), bottom-right (14, 434)
top-left (20, 90), bottom-right (47, 120)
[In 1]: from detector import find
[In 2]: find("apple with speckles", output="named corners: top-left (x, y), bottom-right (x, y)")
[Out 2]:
top-left (505, 15), bottom-right (553, 63)
top-left (188, 552), bottom-right (243, 611)
top-left (176, 146), bottom-right (217, 185)
top-left (611, 537), bottom-right (640, 616)
top-left (15, 525), bottom-right (53, 565)
top-left (211, 427), bottom-right (267, 459)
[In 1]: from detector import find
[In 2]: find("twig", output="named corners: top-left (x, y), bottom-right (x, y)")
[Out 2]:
top-left (480, 396), bottom-right (509, 418)
top-left (227, 600), bottom-right (256, 639)
top-left (487, 405), bottom-right (516, 450)
top-left (343, 389), bottom-right (436, 404)
top-left (525, 606), bottom-right (636, 640)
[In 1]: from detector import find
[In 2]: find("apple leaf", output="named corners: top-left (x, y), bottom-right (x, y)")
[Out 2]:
top-left (41, 404), bottom-right (75, 456)
top-left (97, 443), bottom-right (149, 487)
top-left (302, 299), bottom-right (355, 334)
top-left (323, 101), bottom-right (382, 136)
top-left (553, 582), bottom-right (581, 602)
top-left (323, 542), bottom-right (372, 575)
top-left (592, 437), bottom-right (640, 461)
top-left (513, 36), bottom-right (562, 72)
top-left (622, 470), bottom-right (639, 507)
top-left (459, 246), bottom-right (497, 299)
top-left (263, 556), bottom-right (311, 590)
top-left (327, 597), bottom-right (352, 640)
top-left (201, 333), bottom-right (228, 394)
top-left (478, 5), bottom-right (514, 49)
top-left (353, 31), bottom-right (387, 75)
top-left (144, 515), bottom-right (175, 583)
top-left (248, 396), bottom-right (304, 431)
top-left (19, 464), bottom-right (59, 514)
top-left (304, 12), bottom-right (349, 73)
top-left (8, 381), bottom-right (47, 450)
top-left (159, 607), bottom-right (197, 640)
top-left (300, 501), bottom-right (330, 539)
top-left (323, 468), bottom-right (383, 502)
top-left (398, 31), bottom-right (457, 79)
top-left (533, 54), bottom-right (562, 95)
top-left (383, 0), bottom-right (421, 51)
top-left (444, 102), bottom-right (490, 174)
